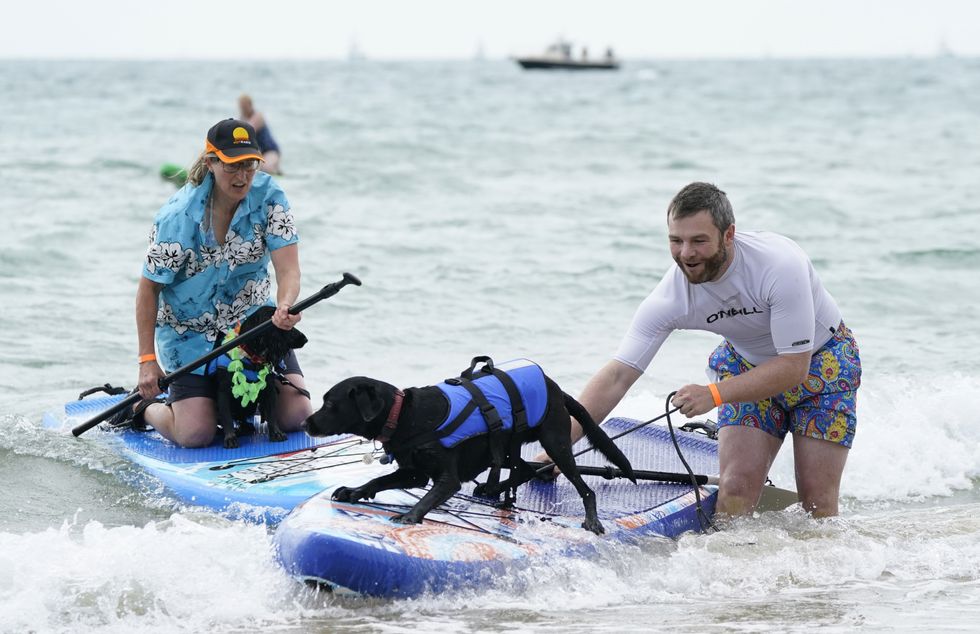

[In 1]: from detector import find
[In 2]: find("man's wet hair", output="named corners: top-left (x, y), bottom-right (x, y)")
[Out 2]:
top-left (667, 182), bottom-right (735, 234)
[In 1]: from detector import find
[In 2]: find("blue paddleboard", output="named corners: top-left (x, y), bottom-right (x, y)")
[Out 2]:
top-left (274, 417), bottom-right (719, 598)
top-left (44, 394), bottom-right (387, 521)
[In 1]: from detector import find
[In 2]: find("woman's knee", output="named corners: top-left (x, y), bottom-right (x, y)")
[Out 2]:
top-left (279, 394), bottom-right (313, 431)
top-left (174, 427), bottom-right (217, 448)
top-left (171, 399), bottom-right (217, 447)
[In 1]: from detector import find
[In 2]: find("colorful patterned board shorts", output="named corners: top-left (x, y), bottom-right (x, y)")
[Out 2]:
top-left (707, 322), bottom-right (861, 448)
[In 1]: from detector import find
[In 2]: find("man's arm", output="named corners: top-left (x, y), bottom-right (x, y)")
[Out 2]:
top-left (568, 359), bottom-right (644, 443)
top-left (671, 350), bottom-right (811, 417)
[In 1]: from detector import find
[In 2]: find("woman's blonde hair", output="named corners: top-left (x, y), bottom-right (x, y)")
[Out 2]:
top-left (187, 151), bottom-right (216, 186)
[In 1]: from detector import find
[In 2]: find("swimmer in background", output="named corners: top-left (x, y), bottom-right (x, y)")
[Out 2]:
top-left (238, 94), bottom-right (283, 175)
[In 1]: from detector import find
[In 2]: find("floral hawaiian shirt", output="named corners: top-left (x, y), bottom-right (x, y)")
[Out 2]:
top-left (142, 171), bottom-right (298, 374)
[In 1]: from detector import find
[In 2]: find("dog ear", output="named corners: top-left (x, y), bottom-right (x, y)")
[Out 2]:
top-left (351, 385), bottom-right (386, 422)
top-left (287, 327), bottom-right (308, 349)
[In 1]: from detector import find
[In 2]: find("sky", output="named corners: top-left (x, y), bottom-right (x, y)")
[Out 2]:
top-left (3, 0), bottom-right (979, 60)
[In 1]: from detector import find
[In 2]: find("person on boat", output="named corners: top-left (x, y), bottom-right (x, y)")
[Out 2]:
top-left (565, 182), bottom-right (860, 518)
top-left (127, 117), bottom-right (311, 447)
top-left (238, 94), bottom-right (282, 175)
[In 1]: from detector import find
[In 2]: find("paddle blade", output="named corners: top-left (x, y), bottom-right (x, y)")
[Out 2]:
top-left (756, 484), bottom-right (799, 512)
top-left (71, 392), bottom-right (141, 437)
top-left (703, 477), bottom-right (799, 513)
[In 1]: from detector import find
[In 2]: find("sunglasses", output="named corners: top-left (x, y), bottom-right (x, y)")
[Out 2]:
top-left (211, 158), bottom-right (260, 173)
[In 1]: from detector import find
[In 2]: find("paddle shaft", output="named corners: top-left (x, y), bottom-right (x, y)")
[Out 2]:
top-left (524, 461), bottom-right (798, 510)
top-left (71, 272), bottom-right (362, 437)
top-left (526, 461), bottom-right (708, 485)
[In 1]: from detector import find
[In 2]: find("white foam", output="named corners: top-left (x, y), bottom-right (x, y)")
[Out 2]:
top-left (0, 514), bottom-right (323, 633)
top-left (399, 504), bottom-right (980, 628)
top-left (839, 372), bottom-right (980, 501)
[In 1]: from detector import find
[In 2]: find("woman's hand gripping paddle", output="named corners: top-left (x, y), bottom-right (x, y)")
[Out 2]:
top-left (71, 272), bottom-right (362, 437)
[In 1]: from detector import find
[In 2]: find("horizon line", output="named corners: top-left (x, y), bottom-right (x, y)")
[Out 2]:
top-left (1, 52), bottom-right (974, 63)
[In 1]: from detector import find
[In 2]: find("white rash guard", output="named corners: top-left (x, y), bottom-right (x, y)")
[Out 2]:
top-left (615, 231), bottom-right (843, 371)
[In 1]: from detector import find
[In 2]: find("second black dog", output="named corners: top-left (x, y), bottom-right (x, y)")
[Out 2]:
top-left (210, 305), bottom-right (307, 448)
top-left (304, 358), bottom-right (635, 534)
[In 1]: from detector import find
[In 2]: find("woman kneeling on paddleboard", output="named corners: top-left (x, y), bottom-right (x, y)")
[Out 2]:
top-left (125, 118), bottom-right (312, 447)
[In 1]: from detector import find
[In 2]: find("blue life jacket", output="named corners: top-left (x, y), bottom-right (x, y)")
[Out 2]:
top-left (204, 337), bottom-right (287, 381)
top-left (434, 359), bottom-right (547, 448)
top-left (205, 351), bottom-right (269, 381)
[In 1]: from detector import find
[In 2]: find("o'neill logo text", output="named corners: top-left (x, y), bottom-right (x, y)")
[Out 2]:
top-left (707, 306), bottom-right (763, 324)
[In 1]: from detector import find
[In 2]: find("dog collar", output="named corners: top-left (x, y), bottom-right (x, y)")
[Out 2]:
top-left (375, 389), bottom-right (405, 443)
top-left (238, 343), bottom-right (267, 366)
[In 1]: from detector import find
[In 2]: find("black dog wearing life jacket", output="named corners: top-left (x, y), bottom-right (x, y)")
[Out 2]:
top-left (210, 306), bottom-right (307, 448)
top-left (303, 357), bottom-right (635, 534)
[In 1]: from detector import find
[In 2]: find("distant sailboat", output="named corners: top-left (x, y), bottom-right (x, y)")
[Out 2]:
top-left (936, 35), bottom-right (955, 58)
top-left (348, 37), bottom-right (366, 62)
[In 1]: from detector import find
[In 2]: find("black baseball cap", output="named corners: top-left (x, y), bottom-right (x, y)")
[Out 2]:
top-left (205, 118), bottom-right (264, 163)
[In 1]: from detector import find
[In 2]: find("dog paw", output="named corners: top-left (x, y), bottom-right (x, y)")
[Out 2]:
top-left (390, 513), bottom-right (421, 525)
top-left (268, 428), bottom-right (287, 442)
top-left (581, 517), bottom-right (605, 535)
top-left (331, 486), bottom-right (356, 502)
top-left (223, 435), bottom-right (240, 449)
top-left (332, 486), bottom-right (373, 503)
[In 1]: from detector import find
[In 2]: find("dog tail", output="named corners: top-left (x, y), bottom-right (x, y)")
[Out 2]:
top-left (563, 393), bottom-right (636, 483)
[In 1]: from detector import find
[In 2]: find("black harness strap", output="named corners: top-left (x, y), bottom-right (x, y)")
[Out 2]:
top-left (454, 357), bottom-right (532, 507)
top-left (391, 396), bottom-right (480, 455)
top-left (459, 355), bottom-right (495, 381)
top-left (487, 367), bottom-right (529, 506)
top-left (487, 369), bottom-right (527, 433)
top-left (454, 376), bottom-right (507, 469)
top-left (434, 399), bottom-right (479, 439)
top-left (77, 384), bottom-right (129, 400)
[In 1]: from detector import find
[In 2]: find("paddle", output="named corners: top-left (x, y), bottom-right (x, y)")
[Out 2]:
top-left (525, 461), bottom-right (798, 512)
top-left (71, 272), bottom-right (362, 437)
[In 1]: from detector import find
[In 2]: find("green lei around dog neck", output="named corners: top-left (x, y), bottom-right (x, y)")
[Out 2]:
top-left (222, 329), bottom-right (271, 407)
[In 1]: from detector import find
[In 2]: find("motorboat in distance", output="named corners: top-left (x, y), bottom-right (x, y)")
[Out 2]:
top-left (514, 40), bottom-right (620, 70)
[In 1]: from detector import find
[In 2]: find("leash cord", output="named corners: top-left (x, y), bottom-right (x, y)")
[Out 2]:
top-left (207, 438), bottom-right (378, 476)
top-left (529, 405), bottom-right (683, 479)
top-left (665, 391), bottom-right (718, 533)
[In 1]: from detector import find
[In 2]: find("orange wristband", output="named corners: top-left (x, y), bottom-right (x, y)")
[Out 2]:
top-left (708, 382), bottom-right (723, 407)
top-left (138, 353), bottom-right (157, 364)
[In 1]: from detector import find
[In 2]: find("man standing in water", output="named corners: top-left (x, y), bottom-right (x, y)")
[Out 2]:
top-left (570, 182), bottom-right (860, 517)
top-left (238, 94), bottom-right (283, 174)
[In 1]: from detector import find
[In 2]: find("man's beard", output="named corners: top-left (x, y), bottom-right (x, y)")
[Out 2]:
top-left (677, 242), bottom-right (728, 284)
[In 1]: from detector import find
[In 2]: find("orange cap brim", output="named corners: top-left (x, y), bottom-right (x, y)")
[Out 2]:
top-left (205, 140), bottom-right (264, 163)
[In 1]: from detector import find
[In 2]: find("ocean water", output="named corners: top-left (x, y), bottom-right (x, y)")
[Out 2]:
top-left (1, 57), bottom-right (979, 633)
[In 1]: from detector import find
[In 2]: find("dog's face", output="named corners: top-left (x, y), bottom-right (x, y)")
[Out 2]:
top-left (239, 306), bottom-right (307, 366)
top-left (304, 377), bottom-right (390, 439)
